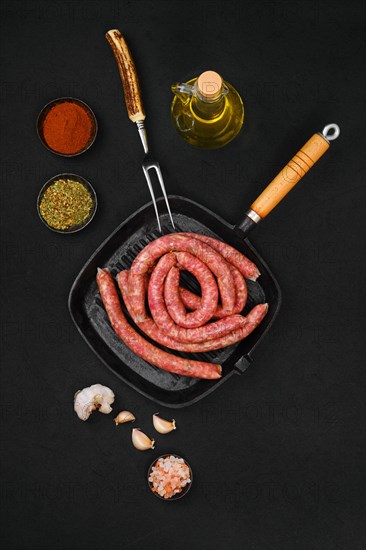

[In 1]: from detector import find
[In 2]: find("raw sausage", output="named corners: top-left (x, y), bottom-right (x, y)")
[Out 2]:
top-left (96, 268), bottom-right (222, 379)
top-left (164, 251), bottom-right (218, 328)
top-left (148, 253), bottom-right (247, 343)
top-left (97, 231), bottom-right (267, 379)
top-left (179, 265), bottom-right (247, 318)
top-left (118, 270), bottom-right (268, 352)
top-left (127, 233), bottom-right (236, 322)
top-left (179, 232), bottom-right (260, 280)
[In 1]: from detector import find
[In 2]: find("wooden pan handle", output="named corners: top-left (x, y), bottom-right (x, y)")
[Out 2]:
top-left (106, 29), bottom-right (145, 123)
top-left (250, 125), bottom-right (339, 219)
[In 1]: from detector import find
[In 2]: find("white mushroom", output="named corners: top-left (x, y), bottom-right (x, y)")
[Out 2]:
top-left (74, 384), bottom-right (115, 421)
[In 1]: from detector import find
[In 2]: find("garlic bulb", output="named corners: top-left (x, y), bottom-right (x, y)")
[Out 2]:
top-left (153, 413), bottom-right (176, 434)
top-left (114, 410), bottom-right (136, 425)
top-left (74, 384), bottom-right (115, 421)
top-left (132, 428), bottom-right (155, 451)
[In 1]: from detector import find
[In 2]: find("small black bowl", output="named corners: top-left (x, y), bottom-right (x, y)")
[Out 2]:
top-left (147, 454), bottom-right (193, 501)
top-left (37, 173), bottom-right (97, 234)
top-left (37, 97), bottom-right (97, 157)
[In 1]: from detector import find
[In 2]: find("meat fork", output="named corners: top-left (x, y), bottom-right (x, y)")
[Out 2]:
top-left (106, 29), bottom-right (175, 233)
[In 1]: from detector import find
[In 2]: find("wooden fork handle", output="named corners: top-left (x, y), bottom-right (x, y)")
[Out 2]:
top-left (106, 29), bottom-right (145, 123)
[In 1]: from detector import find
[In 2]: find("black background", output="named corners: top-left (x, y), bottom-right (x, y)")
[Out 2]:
top-left (1, 1), bottom-right (365, 549)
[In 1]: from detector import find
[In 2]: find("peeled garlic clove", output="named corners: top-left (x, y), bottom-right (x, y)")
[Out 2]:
top-left (114, 410), bottom-right (136, 425)
top-left (132, 428), bottom-right (155, 451)
top-left (153, 413), bottom-right (176, 434)
top-left (74, 384), bottom-right (115, 421)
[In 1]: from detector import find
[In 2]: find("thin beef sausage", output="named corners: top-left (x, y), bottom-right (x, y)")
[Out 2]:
top-left (164, 251), bottom-right (218, 328)
top-left (179, 232), bottom-right (260, 280)
top-left (148, 253), bottom-right (247, 343)
top-left (179, 264), bottom-right (247, 318)
top-left (96, 268), bottom-right (222, 380)
top-left (127, 233), bottom-right (236, 322)
top-left (118, 270), bottom-right (268, 352)
top-left (97, 232), bottom-right (267, 378)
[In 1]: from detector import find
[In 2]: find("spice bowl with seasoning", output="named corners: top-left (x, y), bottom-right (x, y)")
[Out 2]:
top-left (147, 454), bottom-right (193, 501)
top-left (37, 173), bottom-right (97, 233)
top-left (37, 98), bottom-right (97, 156)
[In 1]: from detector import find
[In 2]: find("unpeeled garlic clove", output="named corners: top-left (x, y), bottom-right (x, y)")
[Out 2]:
top-left (114, 410), bottom-right (136, 425)
top-left (153, 413), bottom-right (176, 434)
top-left (132, 428), bottom-right (155, 451)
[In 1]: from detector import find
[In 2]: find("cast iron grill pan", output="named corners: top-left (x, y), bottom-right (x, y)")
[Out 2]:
top-left (69, 197), bottom-right (280, 408)
top-left (69, 126), bottom-right (338, 407)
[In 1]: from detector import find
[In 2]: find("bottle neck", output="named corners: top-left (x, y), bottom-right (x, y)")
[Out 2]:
top-left (191, 87), bottom-right (227, 119)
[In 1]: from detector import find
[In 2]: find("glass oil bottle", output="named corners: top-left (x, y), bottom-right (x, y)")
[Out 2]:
top-left (171, 70), bottom-right (244, 149)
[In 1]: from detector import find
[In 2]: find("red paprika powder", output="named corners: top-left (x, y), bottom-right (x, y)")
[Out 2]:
top-left (41, 100), bottom-right (95, 155)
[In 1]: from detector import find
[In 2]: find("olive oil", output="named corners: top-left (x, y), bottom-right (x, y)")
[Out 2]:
top-left (171, 71), bottom-right (244, 149)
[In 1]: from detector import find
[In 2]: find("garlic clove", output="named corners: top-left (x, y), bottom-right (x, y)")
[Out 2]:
top-left (114, 410), bottom-right (136, 425)
top-left (99, 402), bottom-right (113, 415)
top-left (74, 384), bottom-right (115, 421)
top-left (132, 428), bottom-right (155, 451)
top-left (153, 413), bottom-right (176, 434)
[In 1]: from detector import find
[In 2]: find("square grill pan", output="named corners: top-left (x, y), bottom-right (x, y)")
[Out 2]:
top-left (68, 196), bottom-right (281, 408)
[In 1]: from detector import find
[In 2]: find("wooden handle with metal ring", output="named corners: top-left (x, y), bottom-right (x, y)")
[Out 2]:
top-left (235, 124), bottom-right (340, 236)
top-left (250, 124), bottom-right (340, 219)
top-left (106, 29), bottom-right (145, 123)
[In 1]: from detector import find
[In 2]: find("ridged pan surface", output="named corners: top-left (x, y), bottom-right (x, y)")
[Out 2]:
top-left (68, 196), bottom-right (281, 407)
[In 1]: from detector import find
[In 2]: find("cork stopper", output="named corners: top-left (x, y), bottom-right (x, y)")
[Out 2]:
top-left (197, 71), bottom-right (223, 100)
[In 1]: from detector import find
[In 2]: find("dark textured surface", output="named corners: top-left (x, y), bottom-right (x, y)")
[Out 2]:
top-left (0, 1), bottom-right (365, 549)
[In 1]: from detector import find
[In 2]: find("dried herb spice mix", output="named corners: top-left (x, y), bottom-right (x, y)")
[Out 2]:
top-left (39, 178), bottom-right (94, 231)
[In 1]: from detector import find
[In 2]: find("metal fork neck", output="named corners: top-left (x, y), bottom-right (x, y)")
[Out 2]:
top-left (136, 120), bottom-right (149, 154)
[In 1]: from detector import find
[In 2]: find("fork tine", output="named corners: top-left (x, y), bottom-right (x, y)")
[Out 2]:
top-left (152, 163), bottom-right (176, 230)
top-left (142, 165), bottom-right (162, 233)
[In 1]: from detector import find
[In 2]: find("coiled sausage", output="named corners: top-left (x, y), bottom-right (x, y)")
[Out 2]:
top-left (96, 268), bottom-right (222, 379)
top-left (97, 232), bottom-right (267, 379)
top-left (118, 270), bottom-right (268, 353)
